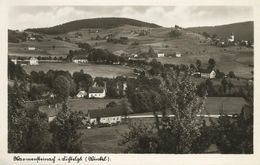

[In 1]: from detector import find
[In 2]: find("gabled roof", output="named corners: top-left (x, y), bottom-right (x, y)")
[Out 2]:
top-left (72, 55), bottom-right (88, 60)
top-left (88, 87), bottom-right (105, 93)
top-left (89, 106), bottom-right (124, 118)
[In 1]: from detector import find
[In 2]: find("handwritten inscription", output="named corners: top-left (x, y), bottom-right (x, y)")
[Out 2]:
top-left (13, 155), bottom-right (111, 163)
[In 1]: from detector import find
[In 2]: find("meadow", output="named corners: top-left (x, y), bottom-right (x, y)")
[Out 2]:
top-left (22, 63), bottom-right (135, 78)
top-left (68, 98), bottom-right (123, 113)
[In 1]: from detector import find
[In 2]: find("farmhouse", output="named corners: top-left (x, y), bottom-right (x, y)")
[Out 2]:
top-left (157, 53), bottom-right (165, 58)
top-left (39, 104), bottom-right (62, 122)
top-left (228, 32), bottom-right (235, 42)
top-left (87, 107), bottom-right (123, 125)
top-left (11, 58), bottom-right (17, 65)
top-left (72, 56), bottom-right (88, 64)
top-left (29, 57), bottom-right (39, 65)
top-left (200, 69), bottom-right (216, 79)
top-left (175, 52), bottom-right (181, 58)
top-left (27, 47), bottom-right (36, 51)
top-left (88, 87), bottom-right (106, 98)
top-left (76, 90), bottom-right (88, 98)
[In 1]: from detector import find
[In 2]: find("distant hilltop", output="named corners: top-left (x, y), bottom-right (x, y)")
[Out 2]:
top-left (25, 17), bottom-right (161, 34)
top-left (186, 21), bottom-right (254, 41)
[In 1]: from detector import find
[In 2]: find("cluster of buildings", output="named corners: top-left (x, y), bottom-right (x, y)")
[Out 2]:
top-left (11, 57), bottom-right (39, 66)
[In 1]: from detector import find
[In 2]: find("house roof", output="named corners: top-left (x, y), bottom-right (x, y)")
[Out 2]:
top-left (202, 97), bottom-right (246, 115)
top-left (88, 87), bottom-right (105, 93)
top-left (89, 106), bottom-right (124, 118)
top-left (77, 90), bottom-right (87, 94)
top-left (72, 55), bottom-right (88, 60)
top-left (38, 104), bottom-right (62, 117)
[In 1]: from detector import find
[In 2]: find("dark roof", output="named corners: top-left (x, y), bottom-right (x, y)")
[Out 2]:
top-left (202, 97), bottom-right (246, 115)
top-left (200, 68), bottom-right (212, 73)
top-left (89, 106), bottom-right (124, 118)
top-left (88, 87), bottom-right (105, 93)
top-left (38, 104), bottom-right (62, 117)
top-left (72, 55), bottom-right (88, 59)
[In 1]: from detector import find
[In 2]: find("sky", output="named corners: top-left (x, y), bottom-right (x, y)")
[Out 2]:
top-left (8, 6), bottom-right (253, 30)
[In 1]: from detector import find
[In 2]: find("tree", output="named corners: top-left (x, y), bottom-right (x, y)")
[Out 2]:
top-left (121, 71), bottom-right (208, 153)
top-left (50, 103), bottom-right (83, 153)
top-left (228, 71), bottom-right (236, 78)
top-left (148, 46), bottom-right (156, 57)
top-left (208, 58), bottom-right (216, 70)
top-left (73, 71), bottom-right (93, 91)
top-left (202, 32), bottom-right (210, 38)
top-left (221, 78), bottom-right (228, 94)
top-left (196, 60), bottom-right (202, 69)
top-left (53, 75), bottom-right (71, 102)
top-left (8, 84), bottom-right (51, 153)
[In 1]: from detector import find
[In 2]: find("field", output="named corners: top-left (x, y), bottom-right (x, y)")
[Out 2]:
top-left (156, 49), bottom-right (253, 79)
top-left (68, 98), bottom-right (123, 113)
top-left (8, 36), bottom-right (79, 57)
top-left (79, 118), bottom-right (156, 153)
top-left (22, 63), bottom-right (135, 78)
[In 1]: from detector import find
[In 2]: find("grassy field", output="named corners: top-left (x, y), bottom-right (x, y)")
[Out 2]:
top-left (156, 49), bottom-right (253, 79)
top-left (22, 63), bottom-right (135, 78)
top-left (68, 98), bottom-right (123, 113)
top-left (8, 37), bottom-right (79, 57)
top-left (78, 117), bottom-right (156, 153)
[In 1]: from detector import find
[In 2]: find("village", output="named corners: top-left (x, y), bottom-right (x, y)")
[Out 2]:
top-left (8, 15), bottom-right (253, 154)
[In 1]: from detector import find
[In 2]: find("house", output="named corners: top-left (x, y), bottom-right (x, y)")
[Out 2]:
top-left (157, 53), bottom-right (165, 58)
top-left (39, 104), bottom-right (62, 122)
top-left (228, 32), bottom-right (235, 42)
top-left (76, 90), bottom-right (88, 98)
top-left (11, 58), bottom-right (17, 65)
top-left (200, 69), bottom-right (216, 79)
top-left (72, 56), bottom-right (88, 64)
top-left (29, 37), bottom-right (36, 41)
top-left (175, 52), bottom-right (181, 58)
top-left (28, 47), bottom-right (36, 51)
top-left (29, 57), bottom-right (39, 65)
top-left (87, 107), bottom-right (123, 125)
top-left (88, 87), bottom-right (106, 98)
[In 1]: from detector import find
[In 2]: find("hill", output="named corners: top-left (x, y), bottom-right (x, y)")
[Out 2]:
top-left (25, 17), bottom-right (161, 35)
top-left (186, 21), bottom-right (253, 41)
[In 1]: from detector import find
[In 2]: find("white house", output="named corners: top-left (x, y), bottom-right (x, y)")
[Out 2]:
top-left (29, 37), bottom-right (36, 41)
top-left (176, 52), bottom-right (181, 58)
top-left (157, 53), bottom-right (165, 58)
top-left (200, 70), bottom-right (216, 79)
top-left (87, 107), bottom-right (123, 125)
top-left (29, 57), bottom-right (39, 65)
top-left (72, 56), bottom-right (88, 64)
top-left (88, 87), bottom-right (106, 98)
top-left (38, 104), bottom-right (62, 122)
top-left (11, 59), bottom-right (17, 65)
top-left (76, 90), bottom-right (88, 98)
top-left (228, 32), bottom-right (235, 42)
top-left (28, 47), bottom-right (36, 51)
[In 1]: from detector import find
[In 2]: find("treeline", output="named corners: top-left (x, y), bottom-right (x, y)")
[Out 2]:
top-left (8, 30), bottom-right (28, 43)
top-left (68, 46), bottom-right (126, 64)
top-left (25, 17), bottom-right (161, 34)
